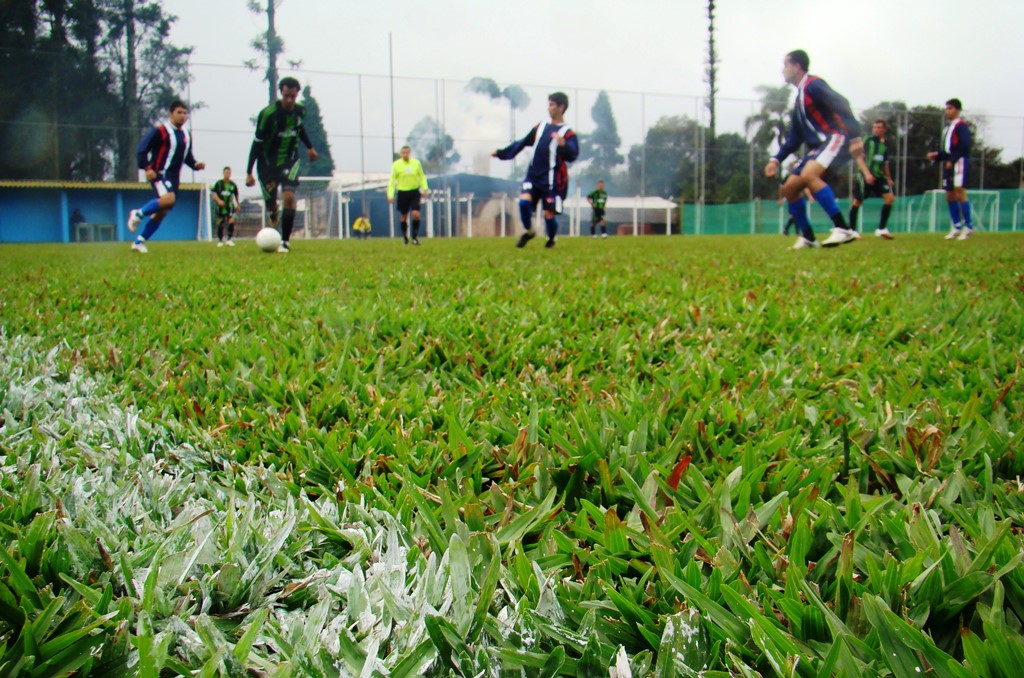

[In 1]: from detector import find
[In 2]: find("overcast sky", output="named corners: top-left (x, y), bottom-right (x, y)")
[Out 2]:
top-left (169, 0), bottom-right (1024, 189)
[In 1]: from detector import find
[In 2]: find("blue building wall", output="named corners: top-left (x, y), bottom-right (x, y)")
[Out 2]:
top-left (0, 182), bottom-right (204, 243)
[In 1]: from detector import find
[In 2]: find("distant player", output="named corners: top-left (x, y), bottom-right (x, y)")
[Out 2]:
top-left (387, 146), bottom-right (429, 245)
top-left (492, 91), bottom-right (579, 249)
top-left (352, 214), bottom-right (372, 239)
top-left (212, 166), bottom-right (239, 247)
top-left (849, 120), bottom-right (896, 240)
top-left (764, 50), bottom-right (869, 250)
top-left (588, 180), bottom-right (609, 238)
top-left (127, 99), bottom-right (205, 253)
top-left (927, 98), bottom-right (974, 240)
top-left (245, 77), bottom-right (318, 253)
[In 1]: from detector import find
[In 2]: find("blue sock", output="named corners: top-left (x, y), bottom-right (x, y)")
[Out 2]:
top-left (138, 198), bottom-right (161, 217)
top-left (788, 199), bottom-right (815, 241)
top-left (140, 219), bottom-right (161, 241)
top-left (948, 201), bottom-right (962, 228)
top-left (544, 216), bottom-right (558, 240)
top-left (518, 199), bottom-right (533, 231)
top-left (960, 201), bottom-right (973, 228)
top-left (812, 185), bottom-right (841, 219)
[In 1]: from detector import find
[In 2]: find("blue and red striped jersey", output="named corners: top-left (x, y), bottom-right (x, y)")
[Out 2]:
top-left (137, 122), bottom-right (198, 178)
top-left (496, 121), bottom-right (579, 198)
top-left (775, 75), bottom-right (861, 163)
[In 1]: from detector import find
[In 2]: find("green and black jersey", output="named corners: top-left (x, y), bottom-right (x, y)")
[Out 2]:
top-left (246, 101), bottom-right (313, 174)
top-left (863, 136), bottom-right (889, 181)
top-left (588, 189), bottom-right (608, 211)
top-left (212, 179), bottom-right (239, 215)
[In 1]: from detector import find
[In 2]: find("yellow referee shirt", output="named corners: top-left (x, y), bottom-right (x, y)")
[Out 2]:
top-left (387, 157), bottom-right (429, 198)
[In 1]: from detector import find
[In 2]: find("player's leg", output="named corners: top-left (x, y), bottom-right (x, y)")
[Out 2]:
top-left (876, 189), bottom-right (895, 239)
top-left (953, 159), bottom-right (973, 238)
top-left (542, 193), bottom-right (561, 248)
top-left (800, 142), bottom-right (856, 247)
top-left (601, 217), bottom-right (608, 237)
top-left (410, 192), bottom-right (422, 244)
top-left (128, 179), bottom-right (177, 233)
top-left (780, 172), bottom-right (817, 248)
top-left (849, 178), bottom-right (864, 232)
top-left (226, 214), bottom-right (236, 244)
top-left (397, 191), bottom-right (412, 244)
top-left (258, 167), bottom-right (280, 230)
top-left (217, 214), bottom-right (226, 245)
top-left (516, 189), bottom-right (540, 248)
top-left (943, 171), bottom-right (962, 239)
top-left (132, 180), bottom-right (177, 251)
top-left (280, 187), bottom-right (298, 251)
top-left (590, 214), bottom-right (597, 237)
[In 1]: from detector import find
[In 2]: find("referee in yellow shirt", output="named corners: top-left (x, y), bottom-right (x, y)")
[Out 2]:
top-left (387, 145), bottom-right (430, 245)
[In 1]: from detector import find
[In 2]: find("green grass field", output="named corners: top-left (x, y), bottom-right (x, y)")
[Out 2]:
top-left (2, 234), bottom-right (1023, 676)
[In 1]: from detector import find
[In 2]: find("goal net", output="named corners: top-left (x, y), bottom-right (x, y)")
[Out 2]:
top-left (908, 189), bottom-right (1001, 233)
top-left (294, 177), bottom-right (347, 239)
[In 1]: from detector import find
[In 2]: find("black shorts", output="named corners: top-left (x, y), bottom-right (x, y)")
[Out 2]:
top-left (216, 206), bottom-right (235, 221)
top-left (257, 162), bottom-right (300, 203)
top-left (396, 189), bottom-right (421, 215)
top-left (853, 177), bottom-right (892, 201)
top-left (521, 181), bottom-right (562, 215)
top-left (592, 208), bottom-right (605, 222)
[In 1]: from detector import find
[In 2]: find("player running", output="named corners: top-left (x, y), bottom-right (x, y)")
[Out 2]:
top-left (126, 99), bottom-right (205, 253)
top-left (588, 180), bottom-right (609, 238)
top-left (492, 92), bottom-right (579, 249)
top-left (764, 50), bottom-right (870, 250)
top-left (212, 166), bottom-right (239, 247)
top-left (245, 77), bottom-right (318, 253)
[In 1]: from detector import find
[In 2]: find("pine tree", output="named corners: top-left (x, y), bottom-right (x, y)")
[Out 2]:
top-left (299, 85), bottom-right (335, 176)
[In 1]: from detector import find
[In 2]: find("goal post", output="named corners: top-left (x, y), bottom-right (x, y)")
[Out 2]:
top-left (919, 189), bottom-right (1000, 233)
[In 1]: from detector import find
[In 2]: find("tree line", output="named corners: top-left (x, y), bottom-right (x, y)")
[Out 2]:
top-left (0, 0), bottom-right (334, 182)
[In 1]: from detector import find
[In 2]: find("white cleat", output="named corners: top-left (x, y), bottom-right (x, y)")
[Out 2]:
top-left (791, 237), bottom-right (820, 250)
top-left (875, 228), bottom-right (894, 240)
top-left (217, 240), bottom-right (224, 247)
top-left (225, 239), bottom-right (235, 247)
top-left (602, 233), bottom-right (608, 238)
top-left (277, 242), bottom-right (290, 253)
top-left (848, 229), bottom-right (863, 240)
top-left (945, 228), bottom-right (961, 240)
top-left (822, 227), bottom-right (857, 247)
top-left (127, 209), bottom-right (141, 233)
top-left (957, 227), bottom-right (974, 240)
top-left (130, 241), bottom-right (148, 254)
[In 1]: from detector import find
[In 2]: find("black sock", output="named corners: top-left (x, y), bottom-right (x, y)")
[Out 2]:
top-left (830, 212), bottom-right (849, 230)
top-left (412, 219), bottom-right (420, 238)
top-left (880, 204), bottom-right (892, 230)
top-left (281, 208), bottom-right (296, 242)
top-left (849, 205), bottom-right (860, 231)
top-left (217, 221), bottom-right (224, 240)
top-left (601, 223), bottom-right (607, 235)
top-left (228, 221), bottom-right (235, 238)
top-left (590, 224), bottom-right (596, 235)
top-left (267, 202), bottom-right (279, 228)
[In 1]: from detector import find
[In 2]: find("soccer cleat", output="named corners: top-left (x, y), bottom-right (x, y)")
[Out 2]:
top-left (403, 236), bottom-right (409, 245)
top-left (602, 233), bottom-right (608, 239)
top-left (412, 238), bottom-right (420, 246)
top-left (217, 240), bottom-right (224, 248)
top-left (592, 234), bottom-right (598, 238)
top-left (516, 231), bottom-right (536, 248)
top-left (127, 210), bottom-right (141, 233)
top-left (944, 227), bottom-right (961, 240)
top-left (277, 241), bottom-right (290, 253)
top-left (957, 227), bottom-right (974, 240)
top-left (226, 239), bottom-right (235, 247)
top-left (875, 228), bottom-right (894, 240)
top-left (848, 230), bottom-right (862, 240)
top-left (130, 241), bottom-right (148, 254)
top-left (791, 237), bottom-right (819, 250)
top-left (822, 228), bottom-right (857, 248)
top-left (544, 238), bottom-right (556, 249)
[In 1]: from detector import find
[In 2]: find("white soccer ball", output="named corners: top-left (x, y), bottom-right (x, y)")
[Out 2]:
top-left (255, 227), bottom-right (282, 253)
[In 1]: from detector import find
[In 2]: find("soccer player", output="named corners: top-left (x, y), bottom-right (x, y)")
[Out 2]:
top-left (849, 120), bottom-right (896, 240)
top-left (245, 77), bottom-right (318, 253)
top-left (492, 92), bottom-right (579, 249)
top-left (587, 180), bottom-right (609, 238)
top-left (387, 146), bottom-right (429, 245)
top-left (212, 166), bottom-right (239, 247)
top-left (927, 98), bottom-right (974, 240)
top-left (126, 100), bottom-right (205, 253)
top-left (764, 50), bottom-right (870, 250)
top-left (352, 214), bottom-right (372, 239)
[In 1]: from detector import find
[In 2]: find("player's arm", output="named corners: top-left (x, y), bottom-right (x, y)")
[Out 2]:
top-left (184, 146), bottom-right (204, 171)
top-left (298, 125), bottom-right (318, 162)
top-left (418, 161), bottom-right (429, 195)
top-left (136, 127), bottom-right (159, 180)
top-left (492, 125), bottom-right (538, 160)
top-left (387, 161), bottom-right (399, 201)
top-left (767, 113), bottom-right (801, 177)
top-left (211, 181), bottom-right (225, 207)
top-left (557, 129), bottom-right (579, 162)
top-left (949, 122), bottom-right (971, 163)
top-left (231, 185), bottom-right (240, 211)
top-left (246, 109), bottom-right (269, 186)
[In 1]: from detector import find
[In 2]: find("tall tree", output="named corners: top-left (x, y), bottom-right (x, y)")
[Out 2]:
top-left (626, 115), bottom-right (703, 200)
top-left (101, 0), bottom-right (193, 180)
top-left (745, 84), bottom-right (792, 153)
top-left (704, 0), bottom-right (719, 201)
top-left (466, 77), bottom-right (531, 138)
top-left (578, 90), bottom-right (624, 181)
top-left (406, 116), bottom-right (460, 174)
top-left (298, 85), bottom-right (334, 176)
top-left (245, 0), bottom-right (284, 105)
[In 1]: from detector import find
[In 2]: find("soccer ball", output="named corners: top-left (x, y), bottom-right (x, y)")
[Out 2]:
top-left (255, 227), bottom-right (282, 253)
